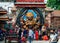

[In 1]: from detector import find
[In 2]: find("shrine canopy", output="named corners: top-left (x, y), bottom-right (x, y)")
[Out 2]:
top-left (0, 7), bottom-right (9, 21)
top-left (15, 0), bottom-right (46, 8)
top-left (16, 0), bottom-right (44, 2)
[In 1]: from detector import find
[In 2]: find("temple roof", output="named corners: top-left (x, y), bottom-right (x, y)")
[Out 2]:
top-left (52, 10), bottom-right (60, 17)
top-left (0, 14), bottom-right (9, 20)
top-left (0, 7), bottom-right (7, 14)
top-left (0, 7), bottom-right (7, 12)
top-left (0, 7), bottom-right (8, 20)
top-left (45, 7), bottom-right (54, 11)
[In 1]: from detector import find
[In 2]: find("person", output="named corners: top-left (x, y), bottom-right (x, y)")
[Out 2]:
top-left (49, 29), bottom-right (58, 43)
top-left (21, 28), bottom-right (28, 43)
top-left (58, 28), bottom-right (60, 43)
top-left (39, 30), bottom-right (42, 40)
top-left (35, 29), bottom-right (39, 40)
top-left (28, 28), bottom-right (34, 43)
top-left (18, 28), bottom-right (22, 43)
top-left (42, 34), bottom-right (49, 40)
top-left (0, 28), bottom-right (4, 41)
top-left (41, 25), bottom-right (48, 40)
top-left (23, 29), bottom-right (28, 38)
top-left (57, 34), bottom-right (60, 43)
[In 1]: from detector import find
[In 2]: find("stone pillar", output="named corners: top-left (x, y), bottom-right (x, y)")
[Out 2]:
top-left (44, 7), bottom-right (54, 28)
top-left (11, 6), bottom-right (17, 27)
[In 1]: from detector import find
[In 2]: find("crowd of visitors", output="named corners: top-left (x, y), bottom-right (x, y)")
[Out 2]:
top-left (0, 12), bottom-right (59, 43)
top-left (8, 15), bottom-right (58, 43)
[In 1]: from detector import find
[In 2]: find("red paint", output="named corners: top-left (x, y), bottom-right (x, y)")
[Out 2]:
top-left (16, 0), bottom-right (44, 2)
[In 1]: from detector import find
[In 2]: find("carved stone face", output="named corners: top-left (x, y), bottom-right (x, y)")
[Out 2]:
top-left (26, 12), bottom-right (34, 20)
top-left (26, 12), bottom-right (33, 17)
top-left (27, 16), bottom-right (33, 20)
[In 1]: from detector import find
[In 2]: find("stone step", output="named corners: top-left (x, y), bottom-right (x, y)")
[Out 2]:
top-left (8, 40), bottom-right (50, 43)
top-left (27, 41), bottom-right (49, 43)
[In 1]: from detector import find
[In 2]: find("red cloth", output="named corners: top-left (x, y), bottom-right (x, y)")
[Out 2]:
top-left (44, 23), bottom-right (48, 27)
top-left (35, 30), bottom-right (39, 40)
top-left (9, 30), bottom-right (14, 34)
top-left (42, 35), bottom-right (48, 40)
top-left (21, 37), bottom-right (26, 42)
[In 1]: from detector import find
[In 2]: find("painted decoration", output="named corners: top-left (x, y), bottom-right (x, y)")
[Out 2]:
top-left (16, 0), bottom-right (44, 2)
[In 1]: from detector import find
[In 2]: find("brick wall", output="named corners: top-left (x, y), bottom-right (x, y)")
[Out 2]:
top-left (51, 17), bottom-right (60, 27)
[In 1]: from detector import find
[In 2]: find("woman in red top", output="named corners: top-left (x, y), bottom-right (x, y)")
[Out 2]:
top-left (35, 30), bottom-right (39, 40)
